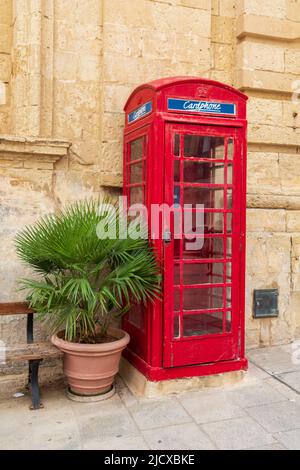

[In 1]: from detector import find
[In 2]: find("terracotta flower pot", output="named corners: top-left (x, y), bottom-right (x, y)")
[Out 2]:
top-left (51, 327), bottom-right (130, 396)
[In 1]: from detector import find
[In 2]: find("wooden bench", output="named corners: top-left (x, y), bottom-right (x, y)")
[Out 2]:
top-left (0, 302), bottom-right (62, 410)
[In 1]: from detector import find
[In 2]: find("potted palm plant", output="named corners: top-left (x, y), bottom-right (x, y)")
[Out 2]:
top-left (15, 199), bottom-right (160, 398)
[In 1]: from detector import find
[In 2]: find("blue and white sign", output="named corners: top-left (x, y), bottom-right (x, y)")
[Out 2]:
top-left (168, 98), bottom-right (236, 117)
top-left (128, 101), bottom-right (152, 124)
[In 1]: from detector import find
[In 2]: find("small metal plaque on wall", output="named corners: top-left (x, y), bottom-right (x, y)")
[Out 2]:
top-left (253, 289), bottom-right (279, 318)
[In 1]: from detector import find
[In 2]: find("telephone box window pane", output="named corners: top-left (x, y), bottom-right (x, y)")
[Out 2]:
top-left (227, 287), bottom-right (232, 308)
top-left (186, 210), bottom-right (225, 235)
top-left (130, 162), bottom-right (143, 184)
top-left (174, 160), bottom-right (180, 182)
top-left (174, 289), bottom-right (180, 311)
top-left (130, 137), bottom-right (143, 161)
top-left (174, 314), bottom-right (180, 338)
top-left (183, 287), bottom-right (224, 310)
top-left (226, 311), bottom-right (232, 332)
top-left (183, 237), bottom-right (224, 259)
top-left (227, 238), bottom-right (232, 258)
top-left (226, 263), bottom-right (232, 282)
top-left (227, 213), bottom-right (232, 233)
top-left (227, 164), bottom-right (233, 184)
top-left (130, 186), bottom-right (144, 205)
top-left (128, 303), bottom-right (144, 329)
top-left (174, 264), bottom-right (180, 285)
top-left (184, 161), bottom-right (224, 184)
top-left (174, 239), bottom-right (180, 260)
top-left (181, 211), bottom-right (223, 235)
top-left (174, 185), bottom-right (180, 206)
top-left (183, 262), bottom-right (224, 286)
top-left (174, 134), bottom-right (180, 156)
top-left (184, 187), bottom-right (225, 208)
top-left (227, 189), bottom-right (233, 209)
top-left (184, 136), bottom-right (224, 159)
top-left (204, 212), bottom-right (224, 234)
top-left (228, 138), bottom-right (234, 160)
top-left (183, 312), bottom-right (223, 337)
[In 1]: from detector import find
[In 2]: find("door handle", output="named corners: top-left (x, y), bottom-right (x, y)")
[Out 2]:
top-left (163, 230), bottom-right (172, 243)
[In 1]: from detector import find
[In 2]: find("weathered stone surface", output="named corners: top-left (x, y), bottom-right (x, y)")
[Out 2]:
top-left (236, 14), bottom-right (300, 41)
top-left (237, 42), bottom-right (285, 73)
top-left (247, 209), bottom-right (286, 232)
top-left (287, 212), bottom-right (300, 233)
top-left (240, 0), bottom-right (287, 18)
top-left (285, 49), bottom-right (300, 75)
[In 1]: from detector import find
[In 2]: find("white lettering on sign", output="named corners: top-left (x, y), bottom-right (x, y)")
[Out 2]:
top-left (183, 101), bottom-right (222, 112)
top-left (133, 104), bottom-right (147, 120)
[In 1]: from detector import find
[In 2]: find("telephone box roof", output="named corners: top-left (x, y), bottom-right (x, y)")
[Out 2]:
top-left (124, 76), bottom-right (248, 110)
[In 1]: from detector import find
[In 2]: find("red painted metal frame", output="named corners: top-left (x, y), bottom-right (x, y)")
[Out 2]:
top-left (123, 77), bottom-right (248, 381)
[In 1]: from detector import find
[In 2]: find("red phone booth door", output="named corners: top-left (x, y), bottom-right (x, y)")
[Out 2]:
top-left (163, 123), bottom-right (243, 368)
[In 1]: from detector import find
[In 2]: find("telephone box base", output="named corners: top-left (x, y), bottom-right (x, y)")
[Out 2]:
top-left (119, 355), bottom-right (248, 398)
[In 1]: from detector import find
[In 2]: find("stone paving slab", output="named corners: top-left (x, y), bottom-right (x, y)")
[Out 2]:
top-left (274, 429), bottom-right (300, 450)
top-left (142, 423), bottom-right (216, 450)
top-left (202, 416), bottom-right (276, 450)
top-left (248, 344), bottom-right (300, 375)
top-left (277, 371), bottom-right (300, 393)
top-left (0, 346), bottom-right (300, 450)
top-left (246, 400), bottom-right (300, 433)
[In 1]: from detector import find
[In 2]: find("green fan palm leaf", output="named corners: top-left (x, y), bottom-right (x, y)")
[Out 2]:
top-left (16, 198), bottom-right (161, 342)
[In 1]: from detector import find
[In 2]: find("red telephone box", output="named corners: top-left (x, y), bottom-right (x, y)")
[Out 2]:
top-left (123, 77), bottom-right (248, 381)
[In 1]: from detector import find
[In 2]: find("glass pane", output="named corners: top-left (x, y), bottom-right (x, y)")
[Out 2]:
top-left (128, 303), bottom-right (144, 329)
top-left (227, 287), bottom-right (232, 308)
top-left (227, 189), bottom-right (233, 209)
top-left (183, 237), bottom-right (224, 259)
top-left (226, 311), bottom-right (231, 332)
top-left (130, 162), bottom-right (143, 184)
top-left (184, 187), bottom-right (225, 208)
top-left (184, 211), bottom-right (224, 236)
top-left (174, 264), bottom-right (180, 285)
top-left (228, 138), bottom-right (234, 160)
top-left (130, 186), bottom-right (144, 205)
top-left (174, 160), bottom-right (180, 182)
top-left (184, 135), bottom-right (224, 159)
top-left (204, 212), bottom-right (224, 234)
top-left (227, 213), bottom-right (232, 233)
top-left (227, 237), bottom-right (232, 258)
top-left (183, 161), bottom-right (224, 184)
top-left (226, 263), bottom-right (232, 282)
top-left (174, 134), bottom-right (180, 156)
top-left (130, 137), bottom-right (143, 161)
top-left (174, 185), bottom-right (180, 206)
top-left (174, 239), bottom-right (181, 260)
top-left (183, 287), bottom-right (224, 310)
top-left (183, 312), bottom-right (223, 336)
top-left (174, 314), bottom-right (180, 338)
top-left (227, 164), bottom-right (233, 184)
top-left (174, 289), bottom-right (180, 311)
top-left (183, 262), bottom-right (224, 285)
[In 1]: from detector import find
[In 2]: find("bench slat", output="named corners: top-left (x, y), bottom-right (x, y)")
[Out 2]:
top-left (0, 302), bottom-right (34, 316)
top-left (5, 342), bottom-right (63, 362)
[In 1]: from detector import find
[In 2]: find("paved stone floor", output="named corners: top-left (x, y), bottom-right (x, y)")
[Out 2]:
top-left (1, 343), bottom-right (300, 450)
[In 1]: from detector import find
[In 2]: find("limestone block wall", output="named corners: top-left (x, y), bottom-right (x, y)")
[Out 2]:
top-left (0, 0), bottom-right (12, 132)
top-left (236, 0), bottom-right (300, 346)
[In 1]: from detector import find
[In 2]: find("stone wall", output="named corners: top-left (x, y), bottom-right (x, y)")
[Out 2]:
top-left (236, 0), bottom-right (300, 346)
top-left (0, 0), bottom-right (300, 390)
top-left (0, 0), bottom-right (12, 132)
